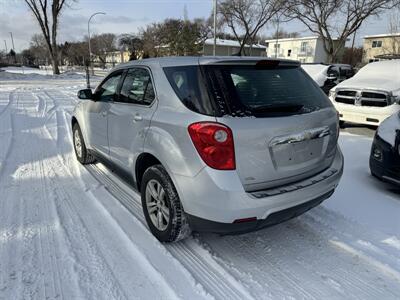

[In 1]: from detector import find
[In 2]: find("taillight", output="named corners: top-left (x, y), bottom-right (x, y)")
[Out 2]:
top-left (188, 122), bottom-right (235, 170)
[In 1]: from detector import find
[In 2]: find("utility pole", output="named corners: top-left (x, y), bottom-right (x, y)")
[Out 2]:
top-left (275, 16), bottom-right (280, 58)
top-left (349, 29), bottom-right (357, 66)
top-left (213, 0), bottom-right (217, 56)
top-left (4, 40), bottom-right (7, 53)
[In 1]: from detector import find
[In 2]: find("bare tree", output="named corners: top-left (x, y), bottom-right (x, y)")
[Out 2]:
top-left (285, 0), bottom-right (399, 63)
top-left (387, 10), bottom-right (400, 54)
top-left (89, 33), bottom-right (117, 68)
top-left (141, 18), bottom-right (212, 57)
top-left (23, 0), bottom-right (71, 74)
top-left (218, 0), bottom-right (282, 56)
top-left (341, 46), bottom-right (363, 65)
top-left (270, 30), bottom-right (300, 39)
top-left (29, 34), bottom-right (49, 65)
top-left (118, 34), bottom-right (144, 61)
top-left (60, 41), bottom-right (89, 66)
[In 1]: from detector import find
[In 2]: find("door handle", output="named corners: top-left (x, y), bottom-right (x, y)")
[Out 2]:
top-left (133, 114), bottom-right (143, 122)
top-left (101, 111), bottom-right (107, 117)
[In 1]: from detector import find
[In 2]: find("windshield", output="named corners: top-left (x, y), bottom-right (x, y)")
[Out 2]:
top-left (206, 65), bottom-right (331, 117)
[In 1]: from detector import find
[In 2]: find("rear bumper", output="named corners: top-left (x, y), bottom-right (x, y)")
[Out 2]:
top-left (331, 101), bottom-right (400, 126)
top-left (187, 190), bottom-right (334, 234)
top-left (173, 146), bottom-right (343, 227)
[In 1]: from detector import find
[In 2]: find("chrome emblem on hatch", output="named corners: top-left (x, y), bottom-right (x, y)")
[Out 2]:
top-left (269, 127), bottom-right (331, 147)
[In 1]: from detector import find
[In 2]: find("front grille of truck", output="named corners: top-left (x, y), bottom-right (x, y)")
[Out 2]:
top-left (335, 90), bottom-right (390, 107)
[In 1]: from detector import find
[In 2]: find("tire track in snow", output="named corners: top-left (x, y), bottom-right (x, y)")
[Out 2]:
top-left (44, 167), bottom-right (129, 300)
top-left (38, 134), bottom-right (186, 300)
top-left (0, 90), bottom-right (16, 178)
top-left (36, 88), bottom-right (206, 299)
top-left (0, 91), bottom-right (60, 299)
top-left (197, 213), bottom-right (400, 299)
top-left (86, 164), bottom-right (253, 300)
top-left (0, 88), bottom-right (15, 117)
top-left (0, 90), bottom-right (84, 299)
top-left (33, 90), bottom-right (131, 299)
top-left (0, 90), bottom-right (26, 299)
top-left (306, 208), bottom-right (400, 281)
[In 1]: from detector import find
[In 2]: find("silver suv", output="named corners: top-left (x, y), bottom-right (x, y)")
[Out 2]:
top-left (72, 57), bottom-right (344, 242)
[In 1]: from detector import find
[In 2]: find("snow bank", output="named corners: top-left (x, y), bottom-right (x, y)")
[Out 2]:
top-left (377, 112), bottom-right (400, 146)
top-left (2, 66), bottom-right (51, 75)
top-left (0, 67), bottom-right (98, 81)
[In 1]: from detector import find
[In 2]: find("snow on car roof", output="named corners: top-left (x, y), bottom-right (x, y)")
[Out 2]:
top-left (355, 60), bottom-right (400, 81)
top-left (334, 60), bottom-right (400, 92)
top-left (301, 64), bottom-right (330, 87)
top-left (301, 64), bottom-right (330, 77)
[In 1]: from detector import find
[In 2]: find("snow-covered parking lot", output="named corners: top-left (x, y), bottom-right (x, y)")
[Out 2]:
top-left (0, 72), bottom-right (399, 299)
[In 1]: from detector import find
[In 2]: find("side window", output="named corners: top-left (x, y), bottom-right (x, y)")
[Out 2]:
top-left (119, 68), bottom-right (155, 105)
top-left (96, 72), bottom-right (122, 102)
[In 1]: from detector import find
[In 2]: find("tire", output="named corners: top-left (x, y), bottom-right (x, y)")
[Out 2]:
top-left (73, 123), bottom-right (96, 165)
top-left (141, 165), bottom-right (191, 243)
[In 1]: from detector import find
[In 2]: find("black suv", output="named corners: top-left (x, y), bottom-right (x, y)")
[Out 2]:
top-left (370, 114), bottom-right (400, 186)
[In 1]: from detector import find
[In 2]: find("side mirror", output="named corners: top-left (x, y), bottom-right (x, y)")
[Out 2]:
top-left (77, 89), bottom-right (93, 100)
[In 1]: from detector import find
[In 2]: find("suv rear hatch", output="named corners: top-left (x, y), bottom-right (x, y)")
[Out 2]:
top-left (204, 60), bottom-right (338, 192)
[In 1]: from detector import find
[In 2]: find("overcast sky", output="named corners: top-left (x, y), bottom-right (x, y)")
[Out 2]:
top-left (0, 0), bottom-right (397, 52)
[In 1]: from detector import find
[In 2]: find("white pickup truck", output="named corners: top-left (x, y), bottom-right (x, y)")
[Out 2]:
top-left (329, 60), bottom-right (400, 126)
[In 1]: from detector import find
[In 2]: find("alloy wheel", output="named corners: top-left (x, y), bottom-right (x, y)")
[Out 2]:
top-left (145, 179), bottom-right (170, 231)
top-left (74, 130), bottom-right (82, 158)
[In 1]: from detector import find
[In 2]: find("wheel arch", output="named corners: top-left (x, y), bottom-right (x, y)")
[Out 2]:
top-left (71, 116), bottom-right (78, 128)
top-left (135, 152), bottom-right (162, 192)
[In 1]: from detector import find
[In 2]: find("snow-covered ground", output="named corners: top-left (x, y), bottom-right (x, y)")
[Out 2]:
top-left (0, 69), bottom-right (399, 299)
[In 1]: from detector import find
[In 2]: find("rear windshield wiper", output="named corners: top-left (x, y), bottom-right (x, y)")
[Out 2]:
top-left (250, 104), bottom-right (305, 113)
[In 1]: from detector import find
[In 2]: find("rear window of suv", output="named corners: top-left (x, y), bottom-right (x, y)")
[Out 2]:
top-left (164, 63), bottom-right (331, 118)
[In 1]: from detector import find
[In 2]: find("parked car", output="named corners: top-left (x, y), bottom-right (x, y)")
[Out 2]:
top-left (333, 64), bottom-right (356, 82)
top-left (370, 112), bottom-right (400, 186)
top-left (329, 60), bottom-right (400, 126)
top-left (72, 57), bottom-right (344, 242)
top-left (301, 63), bottom-right (354, 94)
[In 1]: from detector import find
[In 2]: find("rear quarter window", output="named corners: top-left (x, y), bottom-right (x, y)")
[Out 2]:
top-left (163, 66), bottom-right (216, 116)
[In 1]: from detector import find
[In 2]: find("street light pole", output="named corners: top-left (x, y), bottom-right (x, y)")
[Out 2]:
top-left (9, 32), bottom-right (16, 63)
top-left (9, 32), bottom-right (15, 50)
top-left (4, 40), bottom-right (7, 53)
top-left (213, 0), bottom-right (217, 56)
top-left (87, 12), bottom-right (106, 82)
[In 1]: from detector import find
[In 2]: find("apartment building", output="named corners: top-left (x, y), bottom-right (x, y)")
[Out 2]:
top-left (363, 33), bottom-right (400, 62)
top-left (265, 36), bottom-right (341, 63)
